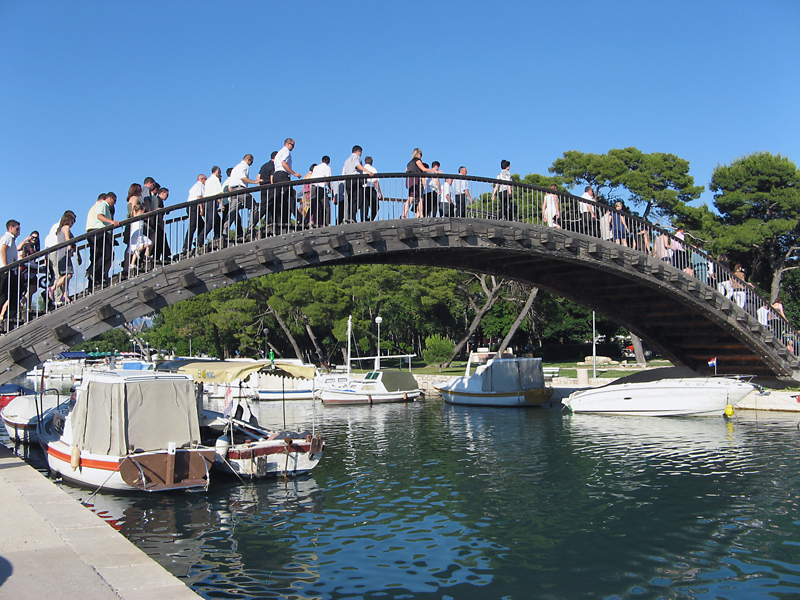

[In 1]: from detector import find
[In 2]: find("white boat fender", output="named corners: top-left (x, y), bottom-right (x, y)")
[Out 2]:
top-left (215, 435), bottom-right (230, 460)
top-left (70, 445), bottom-right (81, 471)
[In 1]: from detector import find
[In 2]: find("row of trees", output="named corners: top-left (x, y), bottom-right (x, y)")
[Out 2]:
top-left (76, 149), bottom-right (799, 364)
top-left (122, 266), bottom-right (624, 365)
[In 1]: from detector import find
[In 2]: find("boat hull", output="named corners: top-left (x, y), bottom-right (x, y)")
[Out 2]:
top-left (320, 389), bottom-right (422, 405)
top-left (565, 378), bottom-right (755, 416)
top-left (216, 438), bottom-right (323, 478)
top-left (2, 394), bottom-right (63, 443)
top-left (255, 388), bottom-right (315, 401)
top-left (438, 387), bottom-right (552, 407)
top-left (47, 440), bottom-right (215, 492)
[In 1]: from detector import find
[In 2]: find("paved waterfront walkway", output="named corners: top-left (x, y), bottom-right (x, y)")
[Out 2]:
top-left (0, 445), bottom-right (201, 599)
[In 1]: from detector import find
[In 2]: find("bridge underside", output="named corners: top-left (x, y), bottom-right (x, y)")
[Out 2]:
top-left (1, 219), bottom-right (797, 385)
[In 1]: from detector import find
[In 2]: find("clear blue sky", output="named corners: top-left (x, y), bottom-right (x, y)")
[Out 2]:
top-left (1, 0), bottom-right (798, 238)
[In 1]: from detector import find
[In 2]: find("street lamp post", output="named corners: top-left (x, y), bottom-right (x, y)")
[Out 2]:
top-left (375, 316), bottom-right (383, 371)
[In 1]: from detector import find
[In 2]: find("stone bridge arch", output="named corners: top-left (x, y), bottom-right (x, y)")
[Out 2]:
top-left (1, 218), bottom-right (797, 385)
top-left (1, 173), bottom-right (797, 385)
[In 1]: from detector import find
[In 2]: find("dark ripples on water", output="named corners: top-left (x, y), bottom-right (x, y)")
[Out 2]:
top-left (7, 393), bottom-right (800, 599)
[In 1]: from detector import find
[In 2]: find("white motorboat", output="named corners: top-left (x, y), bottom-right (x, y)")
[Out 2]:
top-left (434, 354), bottom-right (553, 407)
top-left (202, 404), bottom-right (324, 479)
top-left (315, 316), bottom-right (421, 405)
top-left (563, 366), bottom-right (759, 416)
top-left (42, 371), bottom-right (216, 492)
top-left (0, 383), bottom-right (37, 412)
top-left (318, 370), bottom-right (423, 405)
top-left (2, 389), bottom-right (66, 443)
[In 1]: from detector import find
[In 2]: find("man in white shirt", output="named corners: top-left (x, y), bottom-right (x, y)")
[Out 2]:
top-left (440, 178), bottom-right (454, 217)
top-left (362, 156), bottom-right (382, 221)
top-left (423, 161), bottom-right (441, 217)
top-left (310, 156), bottom-right (333, 226)
top-left (202, 166), bottom-right (224, 244)
top-left (452, 166), bottom-right (472, 217)
top-left (228, 154), bottom-right (261, 236)
top-left (0, 219), bottom-right (21, 326)
top-left (579, 186), bottom-right (597, 236)
top-left (341, 145), bottom-right (371, 223)
top-left (273, 138), bottom-right (302, 227)
top-left (183, 174), bottom-right (206, 254)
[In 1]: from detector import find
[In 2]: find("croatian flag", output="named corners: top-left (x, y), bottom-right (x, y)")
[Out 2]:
top-left (708, 357), bottom-right (717, 367)
top-left (223, 385), bottom-right (233, 417)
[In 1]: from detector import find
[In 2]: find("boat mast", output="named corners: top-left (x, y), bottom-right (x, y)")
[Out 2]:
top-left (346, 316), bottom-right (352, 376)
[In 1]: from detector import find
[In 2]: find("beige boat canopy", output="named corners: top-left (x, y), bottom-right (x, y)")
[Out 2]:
top-left (175, 360), bottom-right (316, 384)
top-left (71, 377), bottom-right (202, 456)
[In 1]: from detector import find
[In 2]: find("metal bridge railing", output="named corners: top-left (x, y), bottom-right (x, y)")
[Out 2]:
top-left (0, 173), bottom-right (796, 356)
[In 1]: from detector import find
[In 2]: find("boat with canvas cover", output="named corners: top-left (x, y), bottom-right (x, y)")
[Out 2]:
top-left (41, 371), bottom-right (216, 492)
top-left (563, 366), bottom-right (760, 416)
top-left (434, 354), bottom-right (553, 407)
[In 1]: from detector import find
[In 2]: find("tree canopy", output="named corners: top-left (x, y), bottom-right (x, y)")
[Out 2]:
top-left (549, 147), bottom-right (704, 220)
top-left (707, 152), bottom-right (800, 300)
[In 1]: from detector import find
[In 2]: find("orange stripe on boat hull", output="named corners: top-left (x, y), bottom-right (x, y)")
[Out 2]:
top-left (47, 446), bottom-right (120, 472)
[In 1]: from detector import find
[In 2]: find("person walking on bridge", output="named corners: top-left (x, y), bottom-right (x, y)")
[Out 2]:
top-left (542, 184), bottom-right (561, 228)
top-left (0, 219), bottom-right (21, 330)
top-left (341, 145), bottom-right (371, 223)
top-left (182, 174), bottom-right (206, 255)
top-left (452, 166), bottom-right (473, 218)
top-left (403, 148), bottom-right (435, 218)
top-left (228, 154), bottom-right (261, 238)
top-left (492, 159), bottom-right (517, 221)
top-left (257, 151), bottom-right (278, 229)
top-left (362, 156), bottom-right (382, 221)
top-left (86, 193), bottom-right (119, 290)
top-left (274, 139), bottom-right (302, 228)
top-left (202, 166), bottom-right (224, 247)
top-left (579, 186), bottom-right (597, 236)
top-left (310, 157), bottom-right (333, 226)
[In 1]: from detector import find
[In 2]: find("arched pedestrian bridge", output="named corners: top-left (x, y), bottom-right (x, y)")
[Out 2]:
top-left (1, 174), bottom-right (797, 384)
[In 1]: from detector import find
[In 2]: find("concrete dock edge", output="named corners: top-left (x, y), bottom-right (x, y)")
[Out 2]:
top-left (0, 445), bottom-right (202, 599)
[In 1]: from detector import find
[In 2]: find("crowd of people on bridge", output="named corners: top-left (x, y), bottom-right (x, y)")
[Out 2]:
top-left (0, 141), bottom-right (795, 354)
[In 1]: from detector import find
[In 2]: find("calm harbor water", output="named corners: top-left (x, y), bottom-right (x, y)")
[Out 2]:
top-left (7, 391), bottom-right (800, 599)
